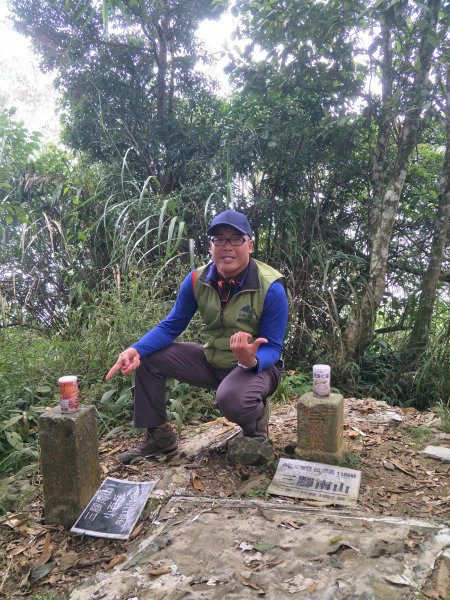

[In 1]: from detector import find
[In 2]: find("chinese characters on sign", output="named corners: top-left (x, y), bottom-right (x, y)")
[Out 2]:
top-left (267, 458), bottom-right (361, 507)
top-left (71, 477), bottom-right (155, 539)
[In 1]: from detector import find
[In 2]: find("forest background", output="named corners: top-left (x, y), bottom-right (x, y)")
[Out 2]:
top-left (0, 0), bottom-right (449, 477)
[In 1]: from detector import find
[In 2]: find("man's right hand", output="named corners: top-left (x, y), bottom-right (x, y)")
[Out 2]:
top-left (105, 347), bottom-right (141, 381)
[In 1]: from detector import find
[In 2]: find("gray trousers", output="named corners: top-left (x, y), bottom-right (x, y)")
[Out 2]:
top-left (134, 342), bottom-right (281, 436)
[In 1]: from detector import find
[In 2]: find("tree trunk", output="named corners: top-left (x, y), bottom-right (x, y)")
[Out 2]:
top-left (155, 16), bottom-right (169, 120)
top-left (341, 0), bottom-right (441, 362)
top-left (405, 63), bottom-right (450, 357)
top-left (369, 5), bottom-right (394, 248)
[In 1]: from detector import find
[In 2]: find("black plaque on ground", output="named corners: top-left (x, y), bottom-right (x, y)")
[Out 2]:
top-left (70, 477), bottom-right (156, 539)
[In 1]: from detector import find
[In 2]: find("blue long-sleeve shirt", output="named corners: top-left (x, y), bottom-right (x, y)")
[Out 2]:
top-left (133, 267), bottom-right (288, 372)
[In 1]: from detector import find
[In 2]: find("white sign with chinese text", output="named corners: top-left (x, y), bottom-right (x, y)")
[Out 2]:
top-left (267, 458), bottom-right (361, 507)
top-left (71, 477), bottom-right (156, 539)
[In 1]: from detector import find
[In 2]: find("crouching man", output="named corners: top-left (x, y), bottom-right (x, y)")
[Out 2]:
top-left (106, 210), bottom-right (288, 463)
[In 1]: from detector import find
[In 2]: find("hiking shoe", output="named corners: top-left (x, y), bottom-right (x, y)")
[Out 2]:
top-left (255, 398), bottom-right (271, 439)
top-left (117, 426), bottom-right (178, 464)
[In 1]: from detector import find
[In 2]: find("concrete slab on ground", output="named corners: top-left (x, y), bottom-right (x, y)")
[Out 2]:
top-left (421, 445), bottom-right (450, 462)
top-left (69, 496), bottom-right (450, 600)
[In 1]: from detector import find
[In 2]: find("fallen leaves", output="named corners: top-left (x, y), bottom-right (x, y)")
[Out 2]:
top-left (42, 531), bottom-right (51, 556)
top-left (129, 521), bottom-right (144, 540)
top-left (6, 545), bottom-right (27, 558)
top-left (346, 429), bottom-right (361, 438)
top-left (239, 574), bottom-right (265, 594)
top-left (31, 551), bottom-right (52, 572)
top-left (252, 542), bottom-right (277, 553)
top-left (1, 512), bottom-right (31, 530)
top-left (105, 553), bottom-right (126, 570)
top-left (388, 459), bottom-right (415, 477)
top-left (344, 397), bottom-right (448, 517)
top-left (190, 471), bottom-right (203, 491)
top-left (282, 575), bottom-right (317, 594)
top-left (1, 396), bottom-right (449, 600)
top-left (239, 541), bottom-right (254, 552)
top-left (329, 535), bottom-right (343, 545)
top-left (384, 573), bottom-right (417, 587)
top-left (277, 518), bottom-right (306, 530)
top-left (149, 565), bottom-right (172, 576)
top-left (328, 542), bottom-right (359, 557)
top-left (58, 552), bottom-right (79, 571)
top-left (258, 508), bottom-right (275, 522)
top-left (29, 561), bottom-right (56, 583)
top-left (171, 473), bottom-right (185, 486)
top-left (345, 425), bottom-right (367, 438)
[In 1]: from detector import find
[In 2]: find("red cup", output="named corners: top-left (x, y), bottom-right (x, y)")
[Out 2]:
top-left (58, 375), bottom-right (80, 413)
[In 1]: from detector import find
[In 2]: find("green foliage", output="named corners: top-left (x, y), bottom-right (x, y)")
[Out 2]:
top-left (338, 330), bottom-right (450, 410)
top-left (0, 108), bottom-right (42, 293)
top-left (0, 328), bottom-right (64, 474)
top-left (353, 340), bottom-right (403, 402)
top-left (273, 369), bottom-right (342, 405)
top-left (167, 381), bottom-right (219, 433)
top-left (0, 273), bottom-right (156, 473)
top-left (272, 371), bottom-right (311, 404)
top-left (10, 0), bottom-right (227, 192)
top-left (0, 268), bottom-right (218, 475)
top-left (97, 385), bottom-right (134, 437)
top-left (30, 592), bottom-right (60, 600)
top-left (406, 426), bottom-right (433, 446)
top-left (436, 401), bottom-right (450, 434)
top-left (340, 452), bottom-right (363, 470)
top-left (245, 490), bottom-right (269, 500)
top-left (0, 107), bottom-right (41, 192)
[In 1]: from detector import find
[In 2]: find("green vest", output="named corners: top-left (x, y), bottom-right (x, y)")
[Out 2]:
top-left (193, 258), bottom-right (285, 369)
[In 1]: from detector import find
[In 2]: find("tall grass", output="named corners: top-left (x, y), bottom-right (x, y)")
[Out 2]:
top-left (336, 332), bottom-right (450, 409)
top-left (0, 262), bottom-right (222, 477)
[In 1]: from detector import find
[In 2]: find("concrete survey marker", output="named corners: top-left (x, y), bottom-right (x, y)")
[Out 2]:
top-left (296, 392), bottom-right (345, 464)
top-left (70, 496), bottom-right (450, 600)
top-left (267, 458), bottom-right (361, 507)
top-left (39, 405), bottom-right (101, 528)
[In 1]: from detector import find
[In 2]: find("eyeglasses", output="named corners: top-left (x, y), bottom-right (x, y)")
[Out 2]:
top-left (210, 235), bottom-right (249, 247)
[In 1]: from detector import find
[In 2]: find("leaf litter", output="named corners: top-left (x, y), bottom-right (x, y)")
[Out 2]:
top-left (0, 396), bottom-right (449, 598)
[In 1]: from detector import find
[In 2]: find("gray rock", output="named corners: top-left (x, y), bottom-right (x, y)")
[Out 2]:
top-left (0, 473), bottom-right (38, 512)
top-left (421, 445), bottom-right (450, 462)
top-left (226, 437), bottom-right (272, 466)
top-left (235, 472), bottom-right (271, 498)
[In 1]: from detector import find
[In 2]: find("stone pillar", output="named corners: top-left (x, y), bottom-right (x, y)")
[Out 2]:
top-left (295, 392), bottom-right (345, 465)
top-left (39, 405), bottom-right (101, 528)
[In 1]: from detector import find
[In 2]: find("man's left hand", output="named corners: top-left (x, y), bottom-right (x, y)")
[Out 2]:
top-left (230, 331), bottom-right (267, 367)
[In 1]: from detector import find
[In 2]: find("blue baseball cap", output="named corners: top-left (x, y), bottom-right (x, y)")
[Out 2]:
top-left (207, 210), bottom-right (253, 237)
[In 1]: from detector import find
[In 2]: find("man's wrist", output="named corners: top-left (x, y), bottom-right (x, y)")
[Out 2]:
top-left (237, 357), bottom-right (258, 371)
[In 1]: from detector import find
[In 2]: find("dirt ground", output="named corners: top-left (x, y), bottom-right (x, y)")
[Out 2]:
top-left (0, 396), bottom-right (449, 598)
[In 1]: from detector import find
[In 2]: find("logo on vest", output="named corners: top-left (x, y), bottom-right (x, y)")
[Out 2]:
top-left (237, 304), bottom-right (257, 323)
